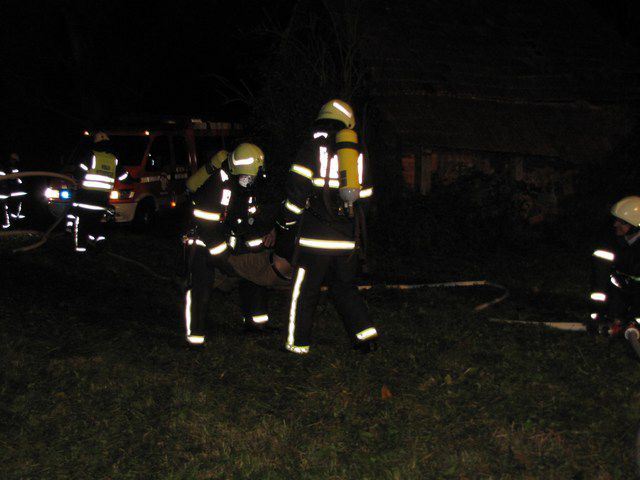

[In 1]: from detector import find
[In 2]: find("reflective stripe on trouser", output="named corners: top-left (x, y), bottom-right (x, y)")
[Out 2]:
top-left (286, 251), bottom-right (375, 351)
top-left (239, 279), bottom-right (269, 324)
top-left (1, 202), bottom-right (9, 229)
top-left (8, 196), bottom-right (24, 220)
top-left (185, 246), bottom-right (215, 339)
top-left (72, 204), bottom-right (106, 251)
top-left (184, 244), bottom-right (233, 339)
top-left (71, 189), bottom-right (110, 251)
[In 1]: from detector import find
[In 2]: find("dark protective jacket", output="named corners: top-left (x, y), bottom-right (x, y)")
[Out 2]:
top-left (191, 167), bottom-right (274, 257)
top-left (0, 159), bottom-right (26, 197)
top-left (279, 124), bottom-right (373, 255)
top-left (590, 232), bottom-right (640, 319)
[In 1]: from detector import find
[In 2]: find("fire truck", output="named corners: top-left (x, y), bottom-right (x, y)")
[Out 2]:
top-left (45, 118), bottom-right (241, 228)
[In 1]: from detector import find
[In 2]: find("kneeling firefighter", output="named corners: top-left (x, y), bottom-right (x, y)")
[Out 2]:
top-left (183, 143), bottom-right (278, 346)
top-left (67, 132), bottom-right (130, 253)
top-left (588, 196), bottom-right (640, 341)
top-left (277, 99), bottom-right (378, 355)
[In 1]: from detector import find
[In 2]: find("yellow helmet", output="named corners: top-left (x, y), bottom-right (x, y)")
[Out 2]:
top-left (316, 99), bottom-right (355, 129)
top-left (612, 196), bottom-right (640, 227)
top-left (210, 149), bottom-right (229, 169)
top-left (229, 143), bottom-right (265, 176)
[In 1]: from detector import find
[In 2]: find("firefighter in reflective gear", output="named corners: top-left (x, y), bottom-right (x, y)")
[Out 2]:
top-left (184, 143), bottom-right (277, 346)
top-left (588, 196), bottom-right (640, 336)
top-left (0, 153), bottom-right (27, 228)
top-left (278, 99), bottom-right (378, 355)
top-left (67, 132), bottom-right (129, 252)
top-left (186, 150), bottom-right (229, 194)
top-left (0, 160), bottom-right (10, 229)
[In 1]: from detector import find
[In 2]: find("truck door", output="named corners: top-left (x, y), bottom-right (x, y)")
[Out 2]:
top-left (145, 135), bottom-right (172, 203)
top-left (171, 135), bottom-right (190, 198)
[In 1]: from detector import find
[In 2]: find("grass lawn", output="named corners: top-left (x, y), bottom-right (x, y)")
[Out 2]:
top-left (1, 227), bottom-right (639, 479)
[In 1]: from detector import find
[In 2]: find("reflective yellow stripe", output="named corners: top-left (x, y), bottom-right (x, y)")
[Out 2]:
top-left (359, 187), bottom-right (373, 198)
top-left (185, 290), bottom-right (193, 335)
top-left (291, 164), bottom-right (313, 179)
top-left (85, 173), bottom-right (114, 183)
top-left (221, 189), bottom-right (232, 206)
top-left (246, 238), bottom-right (263, 247)
top-left (194, 209), bottom-right (221, 221)
top-left (233, 156), bottom-right (255, 165)
top-left (72, 202), bottom-right (106, 211)
top-left (593, 250), bottom-right (615, 261)
top-left (285, 200), bottom-right (303, 214)
top-left (82, 180), bottom-right (112, 190)
top-left (312, 178), bottom-right (340, 188)
top-left (299, 238), bottom-right (355, 250)
top-left (252, 314), bottom-right (269, 324)
top-left (590, 292), bottom-right (606, 302)
top-left (186, 238), bottom-right (207, 247)
top-left (287, 267), bottom-right (306, 348)
top-left (209, 242), bottom-right (228, 255)
top-left (285, 344), bottom-right (309, 354)
top-left (187, 335), bottom-right (205, 345)
top-left (356, 327), bottom-right (378, 340)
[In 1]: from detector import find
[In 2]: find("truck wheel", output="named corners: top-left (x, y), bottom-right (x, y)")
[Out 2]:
top-left (133, 200), bottom-right (155, 231)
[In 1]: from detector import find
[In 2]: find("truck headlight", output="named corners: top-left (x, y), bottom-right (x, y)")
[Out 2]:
top-left (44, 187), bottom-right (59, 199)
top-left (110, 190), bottom-right (134, 200)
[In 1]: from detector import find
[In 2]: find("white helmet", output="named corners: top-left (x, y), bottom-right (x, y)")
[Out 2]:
top-left (612, 196), bottom-right (640, 227)
top-left (93, 131), bottom-right (110, 143)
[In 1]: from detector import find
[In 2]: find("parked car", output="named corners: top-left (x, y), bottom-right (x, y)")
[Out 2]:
top-left (45, 118), bottom-right (241, 228)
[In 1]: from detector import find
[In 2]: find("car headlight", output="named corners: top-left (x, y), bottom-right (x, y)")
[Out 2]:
top-left (44, 187), bottom-right (59, 199)
top-left (110, 190), bottom-right (134, 200)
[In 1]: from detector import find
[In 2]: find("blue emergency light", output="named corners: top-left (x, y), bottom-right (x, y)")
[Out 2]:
top-left (60, 190), bottom-right (71, 200)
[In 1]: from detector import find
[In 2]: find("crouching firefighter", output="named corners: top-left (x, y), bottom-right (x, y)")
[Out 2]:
top-left (278, 99), bottom-right (378, 355)
top-left (183, 143), bottom-right (277, 347)
top-left (588, 196), bottom-right (640, 340)
top-left (67, 132), bottom-right (130, 253)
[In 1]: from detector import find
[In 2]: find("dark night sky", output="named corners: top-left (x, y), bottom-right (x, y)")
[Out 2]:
top-left (0, 1), bottom-right (294, 160)
top-left (1, 0), bottom-right (638, 162)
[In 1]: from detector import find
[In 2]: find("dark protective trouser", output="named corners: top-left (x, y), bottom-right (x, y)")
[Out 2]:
top-left (70, 190), bottom-right (109, 252)
top-left (185, 246), bottom-right (273, 344)
top-left (1, 199), bottom-right (9, 229)
top-left (590, 249), bottom-right (640, 322)
top-left (185, 246), bottom-right (218, 342)
top-left (285, 250), bottom-right (377, 354)
top-left (239, 279), bottom-right (269, 325)
top-left (8, 192), bottom-right (27, 222)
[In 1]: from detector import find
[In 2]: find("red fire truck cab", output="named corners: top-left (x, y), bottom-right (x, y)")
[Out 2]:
top-left (46, 118), bottom-right (241, 227)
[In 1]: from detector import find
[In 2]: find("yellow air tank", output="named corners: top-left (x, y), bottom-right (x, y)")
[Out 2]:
top-left (186, 150), bottom-right (228, 193)
top-left (336, 128), bottom-right (361, 215)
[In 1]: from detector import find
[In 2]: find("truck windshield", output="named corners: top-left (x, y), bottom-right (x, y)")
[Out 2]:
top-left (109, 136), bottom-right (149, 166)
